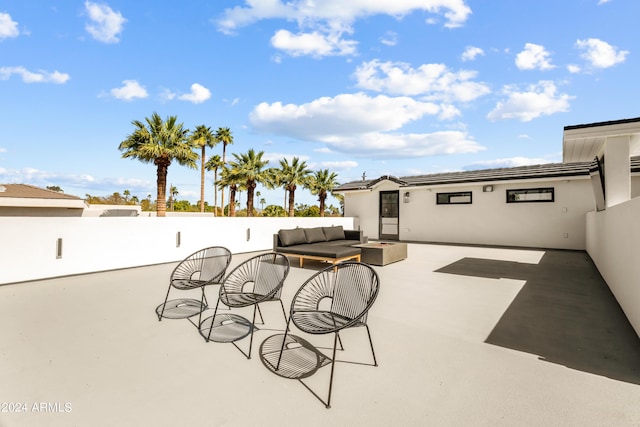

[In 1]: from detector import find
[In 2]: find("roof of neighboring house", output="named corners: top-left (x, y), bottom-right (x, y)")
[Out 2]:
top-left (0, 184), bottom-right (86, 210)
top-left (0, 184), bottom-right (83, 200)
top-left (335, 157), bottom-right (640, 192)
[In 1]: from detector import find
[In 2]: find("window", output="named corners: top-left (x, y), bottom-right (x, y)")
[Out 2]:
top-left (506, 187), bottom-right (554, 203)
top-left (436, 191), bottom-right (472, 205)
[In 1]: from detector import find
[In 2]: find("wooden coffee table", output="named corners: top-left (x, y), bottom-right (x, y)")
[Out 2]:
top-left (352, 242), bottom-right (407, 266)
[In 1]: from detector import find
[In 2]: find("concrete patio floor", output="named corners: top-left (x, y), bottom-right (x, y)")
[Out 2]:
top-left (1, 243), bottom-right (639, 426)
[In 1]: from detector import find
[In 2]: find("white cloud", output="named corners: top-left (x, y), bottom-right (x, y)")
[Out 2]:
top-left (567, 64), bottom-right (581, 73)
top-left (110, 80), bottom-right (148, 101)
top-left (327, 131), bottom-right (484, 158)
top-left (515, 43), bottom-right (555, 70)
top-left (178, 83), bottom-right (211, 103)
top-left (271, 29), bottom-right (357, 57)
top-left (217, 1), bottom-right (470, 58)
top-left (461, 46), bottom-right (484, 62)
top-left (487, 81), bottom-right (573, 122)
top-left (250, 92), bottom-right (484, 158)
top-left (0, 66), bottom-right (70, 84)
top-left (576, 38), bottom-right (628, 68)
top-left (464, 156), bottom-right (555, 170)
top-left (598, 0), bottom-right (612, 4)
top-left (0, 166), bottom-right (154, 195)
top-left (380, 31), bottom-right (398, 47)
top-left (0, 147), bottom-right (7, 153)
top-left (251, 92), bottom-right (440, 138)
top-left (159, 88), bottom-right (177, 102)
top-left (315, 160), bottom-right (358, 170)
top-left (217, 0), bottom-right (472, 34)
top-left (0, 12), bottom-right (19, 40)
top-left (84, 1), bottom-right (126, 43)
top-left (354, 59), bottom-right (490, 103)
top-left (262, 152), bottom-right (310, 164)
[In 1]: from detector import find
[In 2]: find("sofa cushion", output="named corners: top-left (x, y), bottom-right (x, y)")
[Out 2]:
top-left (304, 227), bottom-right (327, 243)
top-left (278, 228), bottom-right (307, 247)
top-left (322, 225), bottom-right (345, 241)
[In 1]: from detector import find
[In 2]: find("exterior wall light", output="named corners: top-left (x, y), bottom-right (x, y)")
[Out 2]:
top-left (483, 185), bottom-right (493, 192)
top-left (403, 191), bottom-right (411, 203)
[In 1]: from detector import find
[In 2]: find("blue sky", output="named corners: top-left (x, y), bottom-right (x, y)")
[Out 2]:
top-left (0, 0), bottom-right (637, 208)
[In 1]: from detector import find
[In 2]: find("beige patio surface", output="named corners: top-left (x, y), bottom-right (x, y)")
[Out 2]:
top-left (1, 243), bottom-right (639, 426)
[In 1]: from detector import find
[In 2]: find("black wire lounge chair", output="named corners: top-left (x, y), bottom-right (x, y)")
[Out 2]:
top-left (199, 252), bottom-right (290, 359)
top-left (156, 246), bottom-right (232, 327)
top-left (265, 261), bottom-right (380, 408)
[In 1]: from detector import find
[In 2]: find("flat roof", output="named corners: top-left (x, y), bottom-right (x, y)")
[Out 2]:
top-left (1, 245), bottom-right (639, 426)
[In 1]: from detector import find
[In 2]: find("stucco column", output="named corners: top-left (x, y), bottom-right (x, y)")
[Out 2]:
top-left (603, 135), bottom-right (631, 208)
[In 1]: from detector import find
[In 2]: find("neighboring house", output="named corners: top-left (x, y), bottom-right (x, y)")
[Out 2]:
top-left (0, 184), bottom-right (87, 217)
top-left (335, 118), bottom-right (640, 251)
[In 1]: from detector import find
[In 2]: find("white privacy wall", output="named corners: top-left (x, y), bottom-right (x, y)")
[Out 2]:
top-left (0, 217), bottom-right (355, 284)
top-left (345, 178), bottom-right (594, 250)
top-left (586, 196), bottom-right (640, 336)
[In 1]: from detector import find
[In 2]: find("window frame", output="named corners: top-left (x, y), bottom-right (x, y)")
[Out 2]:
top-left (436, 191), bottom-right (473, 205)
top-left (506, 187), bottom-right (555, 203)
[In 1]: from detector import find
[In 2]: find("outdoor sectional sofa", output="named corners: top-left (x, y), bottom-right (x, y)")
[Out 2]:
top-left (273, 225), bottom-right (364, 268)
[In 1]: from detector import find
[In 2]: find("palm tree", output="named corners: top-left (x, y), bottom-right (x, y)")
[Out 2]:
top-left (279, 157), bottom-right (311, 217)
top-left (169, 185), bottom-right (178, 211)
top-left (190, 125), bottom-right (218, 212)
top-left (217, 165), bottom-right (241, 217)
top-left (205, 154), bottom-right (223, 216)
top-left (308, 169), bottom-right (339, 217)
top-left (119, 112), bottom-right (196, 217)
top-left (262, 167), bottom-right (286, 210)
top-left (215, 127), bottom-right (233, 216)
top-left (259, 197), bottom-right (266, 211)
top-left (228, 149), bottom-right (269, 216)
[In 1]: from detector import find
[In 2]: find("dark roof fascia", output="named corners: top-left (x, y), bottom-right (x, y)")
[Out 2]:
top-left (564, 117), bottom-right (640, 131)
top-left (337, 157), bottom-right (640, 192)
top-left (399, 162), bottom-right (592, 188)
top-left (335, 175), bottom-right (407, 192)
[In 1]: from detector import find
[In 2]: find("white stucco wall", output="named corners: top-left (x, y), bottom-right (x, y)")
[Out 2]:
top-left (586, 196), bottom-right (640, 336)
top-left (345, 177), bottom-right (594, 250)
top-left (0, 217), bottom-right (356, 284)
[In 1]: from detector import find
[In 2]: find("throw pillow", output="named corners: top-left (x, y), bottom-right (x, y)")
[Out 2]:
top-left (323, 225), bottom-right (345, 241)
top-left (278, 228), bottom-right (307, 246)
top-left (304, 227), bottom-right (327, 243)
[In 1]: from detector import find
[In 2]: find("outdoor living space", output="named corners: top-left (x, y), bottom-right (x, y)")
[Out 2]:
top-left (1, 243), bottom-right (639, 427)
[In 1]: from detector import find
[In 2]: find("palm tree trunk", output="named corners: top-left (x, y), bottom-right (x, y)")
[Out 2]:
top-left (213, 169), bottom-right (218, 217)
top-left (288, 185), bottom-right (296, 217)
top-left (221, 143), bottom-right (227, 216)
top-left (229, 184), bottom-right (236, 217)
top-left (200, 146), bottom-right (206, 212)
top-left (247, 181), bottom-right (255, 217)
top-left (155, 158), bottom-right (170, 217)
top-left (319, 192), bottom-right (326, 217)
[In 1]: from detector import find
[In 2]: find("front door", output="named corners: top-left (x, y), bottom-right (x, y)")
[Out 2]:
top-left (379, 191), bottom-right (399, 240)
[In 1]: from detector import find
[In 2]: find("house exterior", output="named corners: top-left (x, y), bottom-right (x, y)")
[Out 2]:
top-left (0, 184), bottom-right (87, 217)
top-left (335, 118), bottom-right (640, 251)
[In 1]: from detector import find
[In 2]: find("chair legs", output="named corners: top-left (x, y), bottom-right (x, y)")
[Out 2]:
top-left (326, 332), bottom-right (339, 408)
top-left (157, 283), bottom-right (173, 320)
top-left (274, 324), bottom-right (377, 409)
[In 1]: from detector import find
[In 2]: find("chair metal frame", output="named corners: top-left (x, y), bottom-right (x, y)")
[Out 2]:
top-left (157, 246), bottom-right (232, 327)
top-left (203, 252), bottom-right (290, 359)
top-left (276, 261), bottom-right (380, 408)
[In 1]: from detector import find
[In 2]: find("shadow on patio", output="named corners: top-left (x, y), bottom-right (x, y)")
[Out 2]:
top-left (435, 250), bottom-right (640, 385)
